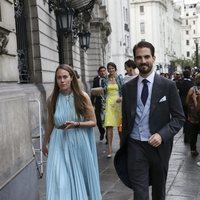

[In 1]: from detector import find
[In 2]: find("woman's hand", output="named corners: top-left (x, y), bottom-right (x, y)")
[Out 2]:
top-left (63, 121), bottom-right (80, 129)
top-left (116, 97), bottom-right (122, 103)
top-left (42, 143), bottom-right (48, 157)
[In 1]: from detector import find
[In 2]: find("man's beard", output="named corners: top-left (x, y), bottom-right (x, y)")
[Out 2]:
top-left (138, 64), bottom-right (153, 74)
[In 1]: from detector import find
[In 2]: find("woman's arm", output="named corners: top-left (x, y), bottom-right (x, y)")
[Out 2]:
top-left (116, 74), bottom-right (124, 97)
top-left (186, 87), bottom-right (198, 107)
top-left (42, 98), bottom-right (54, 156)
top-left (80, 92), bottom-right (97, 127)
top-left (197, 97), bottom-right (200, 112)
top-left (186, 87), bottom-right (193, 105)
top-left (63, 92), bottom-right (97, 129)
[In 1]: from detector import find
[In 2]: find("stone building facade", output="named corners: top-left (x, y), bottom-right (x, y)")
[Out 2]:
top-left (0, 0), bottom-right (111, 199)
top-left (129, 0), bottom-right (182, 72)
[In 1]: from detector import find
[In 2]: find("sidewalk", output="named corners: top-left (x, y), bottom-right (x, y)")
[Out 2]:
top-left (39, 128), bottom-right (200, 200)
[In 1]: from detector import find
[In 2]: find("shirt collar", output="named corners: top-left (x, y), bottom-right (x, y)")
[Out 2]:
top-left (138, 71), bottom-right (155, 84)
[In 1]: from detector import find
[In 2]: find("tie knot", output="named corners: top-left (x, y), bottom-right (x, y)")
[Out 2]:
top-left (142, 79), bottom-right (148, 85)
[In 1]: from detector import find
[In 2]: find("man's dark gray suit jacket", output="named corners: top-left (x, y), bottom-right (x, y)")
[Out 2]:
top-left (114, 73), bottom-right (185, 188)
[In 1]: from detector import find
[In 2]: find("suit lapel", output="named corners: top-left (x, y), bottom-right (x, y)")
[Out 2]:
top-left (127, 77), bottom-right (138, 123)
top-left (126, 75), bottom-right (165, 125)
top-left (150, 74), bottom-right (163, 117)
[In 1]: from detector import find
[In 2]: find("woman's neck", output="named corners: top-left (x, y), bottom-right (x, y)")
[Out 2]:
top-left (109, 75), bottom-right (115, 79)
top-left (108, 75), bottom-right (116, 83)
top-left (60, 89), bottom-right (72, 95)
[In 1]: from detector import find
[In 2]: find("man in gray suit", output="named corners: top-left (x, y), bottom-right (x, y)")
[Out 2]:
top-left (114, 41), bottom-right (185, 200)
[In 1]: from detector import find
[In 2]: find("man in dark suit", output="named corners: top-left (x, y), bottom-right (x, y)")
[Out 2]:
top-left (91, 66), bottom-right (107, 141)
top-left (114, 41), bottom-right (185, 200)
top-left (177, 69), bottom-right (194, 143)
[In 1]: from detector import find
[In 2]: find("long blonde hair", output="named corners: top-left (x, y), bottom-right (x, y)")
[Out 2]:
top-left (48, 64), bottom-right (88, 119)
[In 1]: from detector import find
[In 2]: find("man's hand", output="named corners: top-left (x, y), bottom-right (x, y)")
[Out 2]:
top-left (148, 133), bottom-right (162, 147)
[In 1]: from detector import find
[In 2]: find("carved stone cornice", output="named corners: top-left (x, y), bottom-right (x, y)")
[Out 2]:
top-left (0, 25), bottom-right (11, 55)
top-left (102, 21), bottom-right (111, 36)
top-left (101, 21), bottom-right (111, 45)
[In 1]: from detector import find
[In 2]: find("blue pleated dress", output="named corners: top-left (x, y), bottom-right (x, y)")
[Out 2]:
top-left (46, 93), bottom-right (102, 200)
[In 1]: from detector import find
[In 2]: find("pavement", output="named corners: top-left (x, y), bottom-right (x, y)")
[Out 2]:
top-left (38, 128), bottom-right (200, 200)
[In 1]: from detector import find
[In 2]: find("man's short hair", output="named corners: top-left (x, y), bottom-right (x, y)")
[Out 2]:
top-left (183, 70), bottom-right (190, 78)
top-left (125, 59), bottom-right (137, 69)
top-left (98, 66), bottom-right (106, 72)
top-left (133, 41), bottom-right (155, 57)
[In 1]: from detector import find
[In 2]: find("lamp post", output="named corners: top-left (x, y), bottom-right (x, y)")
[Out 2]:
top-left (78, 31), bottom-right (90, 51)
top-left (194, 38), bottom-right (199, 68)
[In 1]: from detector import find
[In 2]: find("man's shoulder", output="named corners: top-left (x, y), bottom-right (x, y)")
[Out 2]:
top-left (155, 74), bottom-right (173, 84)
top-left (93, 76), bottom-right (99, 80)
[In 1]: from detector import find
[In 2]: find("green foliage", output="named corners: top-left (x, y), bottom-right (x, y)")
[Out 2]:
top-left (170, 55), bottom-right (196, 70)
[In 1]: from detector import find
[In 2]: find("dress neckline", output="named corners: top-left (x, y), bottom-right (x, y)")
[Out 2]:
top-left (60, 92), bottom-right (73, 97)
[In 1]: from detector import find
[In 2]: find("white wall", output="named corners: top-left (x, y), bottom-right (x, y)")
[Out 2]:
top-left (106, 0), bottom-right (132, 76)
top-left (179, 2), bottom-right (200, 60)
top-left (130, 0), bottom-right (182, 71)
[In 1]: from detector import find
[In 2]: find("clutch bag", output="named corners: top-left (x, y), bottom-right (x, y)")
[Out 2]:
top-left (91, 87), bottom-right (104, 96)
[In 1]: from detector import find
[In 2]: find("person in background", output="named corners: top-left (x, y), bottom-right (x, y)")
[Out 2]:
top-left (186, 73), bottom-right (200, 157)
top-left (114, 41), bottom-right (185, 200)
top-left (196, 73), bottom-right (200, 167)
top-left (103, 62), bottom-right (124, 158)
top-left (173, 71), bottom-right (182, 89)
top-left (91, 66), bottom-right (107, 141)
top-left (42, 64), bottom-right (101, 200)
top-left (177, 69), bottom-right (194, 143)
top-left (124, 59), bottom-right (138, 83)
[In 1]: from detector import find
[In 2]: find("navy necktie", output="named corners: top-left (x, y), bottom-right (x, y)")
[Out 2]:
top-left (141, 79), bottom-right (148, 105)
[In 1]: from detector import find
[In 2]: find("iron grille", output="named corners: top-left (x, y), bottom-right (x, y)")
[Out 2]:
top-left (14, 0), bottom-right (30, 83)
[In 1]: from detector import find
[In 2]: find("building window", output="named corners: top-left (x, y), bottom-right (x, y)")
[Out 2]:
top-left (186, 13), bottom-right (189, 16)
top-left (140, 6), bottom-right (144, 14)
top-left (186, 40), bottom-right (189, 45)
top-left (140, 22), bottom-right (145, 34)
top-left (0, 4), bottom-right (1, 21)
top-left (14, 0), bottom-right (31, 83)
top-left (124, 23), bottom-right (129, 32)
top-left (186, 51), bottom-right (190, 57)
top-left (186, 30), bottom-right (189, 35)
top-left (126, 8), bottom-right (128, 22)
top-left (194, 29), bottom-right (196, 34)
top-left (123, 7), bottom-right (125, 21)
top-left (102, 0), bottom-right (106, 5)
top-left (193, 20), bottom-right (195, 25)
top-left (193, 12), bottom-right (196, 15)
top-left (127, 36), bottom-right (130, 48)
top-left (186, 19), bottom-right (188, 25)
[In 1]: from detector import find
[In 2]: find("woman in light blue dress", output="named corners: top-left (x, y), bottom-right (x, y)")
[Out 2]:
top-left (42, 64), bottom-right (101, 200)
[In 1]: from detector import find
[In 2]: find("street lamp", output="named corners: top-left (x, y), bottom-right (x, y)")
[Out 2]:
top-left (56, 7), bottom-right (75, 33)
top-left (78, 31), bottom-right (90, 51)
top-left (48, 0), bottom-right (94, 53)
top-left (194, 38), bottom-right (199, 68)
